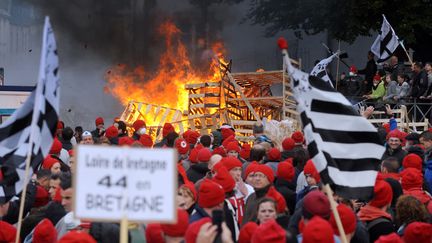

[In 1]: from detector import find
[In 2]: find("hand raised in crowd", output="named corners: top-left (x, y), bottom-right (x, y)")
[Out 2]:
top-left (196, 222), bottom-right (233, 243)
top-left (362, 106), bottom-right (374, 118)
top-left (236, 179), bottom-right (249, 197)
top-left (385, 104), bottom-right (393, 116)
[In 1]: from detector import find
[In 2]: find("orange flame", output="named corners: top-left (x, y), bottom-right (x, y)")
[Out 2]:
top-left (105, 21), bottom-right (227, 126)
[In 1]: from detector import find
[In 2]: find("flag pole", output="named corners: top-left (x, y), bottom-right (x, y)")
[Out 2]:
top-left (335, 40), bottom-right (341, 91)
top-left (399, 41), bottom-right (413, 65)
top-left (323, 184), bottom-right (348, 243)
top-left (15, 17), bottom-right (51, 243)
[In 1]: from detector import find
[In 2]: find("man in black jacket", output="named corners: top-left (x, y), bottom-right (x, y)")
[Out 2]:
top-left (0, 180), bottom-right (37, 224)
top-left (410, 62), bottom-right (429, 99)
top-left (358, 51), bottom-right (377, 94)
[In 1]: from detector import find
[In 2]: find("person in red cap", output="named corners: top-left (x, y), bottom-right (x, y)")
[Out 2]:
top-left (274, 159), bottom-right (296, 214)
top-left (189, 179), bottom-right (225, 223)
top-left (139, 134), bottom-right (153, 148)
top-left (186, 148), bottom-right (211, 183)
top-left (375, 232), bottom-right (402, 243)
top-left (0, 220), bottom-right (17, 242)
top-left (91, 117), bottom-right (105, 140)
top-left (383, 130), bottom-right (407, 165)
top-left (131, 119), bottom-right (146, 140)
top-left (174, 138), bottom-right (189, 161)
top-left (225, 141), bottom-right (241, 158)
top-left (42, 156), bottom-right (62, 174)
top-left (243, 164), bottom-right (286, 225)
top-left (239, 143), bottom-right (251, 162)
top-left (302, 216), bottom-right (335, 243)
top-left (380, 157), bottom-right (401, 181)
top-left (402, 221), bottom-right (432, 243)
top-left (33, 218), bottom-right (57, 243)
top-left (265, 147), bottom-right (281, 173)
top-left (296, 160), bottom-right (321, 202)
top-left (251, 219), bottom-right (287, 243)
top-left (281, 137), bottom-right (296, 160)
top-left (400, 168), bottom-right (432, 205)
top-left (358, 180), bottom-right (395, 242)
top-left (160, 208), bottom-right (189, 242)
top-left (329, 204), bottom-right (357, 242)
top-left (402, 153), bottom-right (423, 171)
top-left (363, 74), bottom-right (385, 100)
top-left (58, 230), bottom-right (97, 243)
top-left (178, 182), bottom-right (197, 214)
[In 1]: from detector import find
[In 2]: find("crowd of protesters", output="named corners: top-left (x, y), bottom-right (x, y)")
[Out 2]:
top-left (339, 53), bottom-right (432, 107)
top-left (1, 112), bottom-right (432, 243)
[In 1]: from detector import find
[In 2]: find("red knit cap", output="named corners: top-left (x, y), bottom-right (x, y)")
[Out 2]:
top-left (375, 233), bottom-right (402, 243)
top-left (402, 153), bottom-right (423, 171)
top-left (255, 164), bottom-right (275, 183)
top-left (373, 74), bottom-right (381, 81)
top-left (33, 185), bottom-right (50, 208)
top-left (139, 134), bottom-right (153, 148)
top-left (225, 141), bottom-right (240, 153)
top-left (277, 159), bottom-right (295, 181)
top-left (42, 156), bottom-right (59, 170)
top-left (212, 166), bottom-right (236, 193)
top-left (302, 216), bottom-right (334, 243)
top-left (267, 147), bottom-right (281, 161)
top-left (68, 149), bottom-right (74, 157)
top-left (221, 128), bottom-right (235, 141)
top-left (161, 209), bottom-right (189, 237)
top-left (212, 146), bottom-right (227, 157)
top-left (132, 119), bottom-right (146, 131)
top-left (189, 147), bottom-right (200, 163)
top-left (53, 187), bottom-right (62, 203)
top-left (162, 123), bottom-right (175, 137)
top-left (282, 137), bottom-right (296, 151)
top-left (401, 168), bottom-right (423, 190)
top-left (95, 117), bottom-right (104, 126)
top-left (185, 130), bottom-right (200, 145)
top-left (198, 179), bottom-right (225, 208)
top-left (50, 138), bottom-right (62, 154)
top-left (59, 230), bottom-right (96, 243)
top-left (403, 222), bottom-right (432, 243)
top-left (118, 136), bottom-right (134, 146)
top-left (244, 161), bottom-right (259, 180)
top-left (145, 224), bottom-right (164, 243)
top-left (291, 131), bottom-right (304, 144)
top-left (222, 135), bottom-right (237, 148)
top-left (303, 160), bottom-right (320, 182)
top-left (33, 218), bottom-right (57, 243)
top-left (239, 143), bottom-right (251, 160)
top-left (105, 125), bottom-right (118, 139)
top-left (266, 186), bottom-right (287, 213)
top-left (386, 129), bottom-right (403, 141)
top-left (221, 156), bottom-right (242, 171)
top-left (239, 222), bottom-right (258, 243)
top-left (175, 138), bottom-right (189, 155)
top-left (329, 204), bottom-right (357, 235)
top-left (185, 217), bottom-right (211, 243)
top-left (382, 123), bottom-right (390, 133)
top-left (251, 219), bottom-right (286, 243)
top-left (302, 190), bottom-right (331, 219)
top-left (197, 148), bottom-right (212, 163)
top-left (369, 180), bottom-right (393, 208)
top-left (0, 220), bottom-right (17, 242)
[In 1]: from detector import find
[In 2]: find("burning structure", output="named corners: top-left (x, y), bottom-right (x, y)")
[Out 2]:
top-left (105, 21), bottom-right (300, 143)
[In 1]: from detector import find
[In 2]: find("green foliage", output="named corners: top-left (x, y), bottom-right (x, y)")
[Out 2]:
top-left (244, 0), bottom-right (432, 44)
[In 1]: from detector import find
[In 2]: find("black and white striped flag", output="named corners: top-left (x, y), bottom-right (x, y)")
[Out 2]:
top-left (0, 17), bottom-right (59, 203)
top-left (278, 38), bottom-right (385, 200)
top-left (310, 53), bottom-right (338, 88)
top-left (371, 15), bottom-right (399, 63)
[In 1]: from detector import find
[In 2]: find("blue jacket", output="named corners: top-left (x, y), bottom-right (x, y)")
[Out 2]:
top-left (425, 156), bottom-right (432, 192)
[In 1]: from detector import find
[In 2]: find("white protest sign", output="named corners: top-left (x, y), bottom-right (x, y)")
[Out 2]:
top-left (73, 145), bottom-right (177, 222)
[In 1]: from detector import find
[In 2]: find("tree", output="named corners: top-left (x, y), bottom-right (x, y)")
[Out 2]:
top-left (244, 0), bottom-right (432, 45)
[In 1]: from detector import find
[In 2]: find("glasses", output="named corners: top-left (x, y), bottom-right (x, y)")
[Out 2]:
top-left (253, 173), bottom-right (267, 179)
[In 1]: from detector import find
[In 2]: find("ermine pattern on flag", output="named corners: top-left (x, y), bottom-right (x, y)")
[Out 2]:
top-left (371, 15), bottom-right (400, 63)
top-left (282, 49), bottom-right (385, 200)
top-left (0, 17), bottom-right (59, 203)
top-left (310, 53), bottom-right (338, 88)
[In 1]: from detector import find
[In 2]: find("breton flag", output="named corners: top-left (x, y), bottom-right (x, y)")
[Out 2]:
top-left (310, 53), bottom-right (338, 88)
top-left (278, 38), bottom-right (385, 200)
top-left (0, 17), bottom-right (59, 203)
top-left (371, 15), bottom-right (400, 63)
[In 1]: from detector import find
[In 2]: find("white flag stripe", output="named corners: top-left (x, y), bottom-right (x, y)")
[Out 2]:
top-left (310, 53), bottom-right (338, 87)
top-left (371, 15), bottom-right (400, 62)
top-left (328, 167), bottom-right (378, 187)
top-left (281, 43), bottom-right (385, 199)
top-left (307, 112), bottom-right (378, 132)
